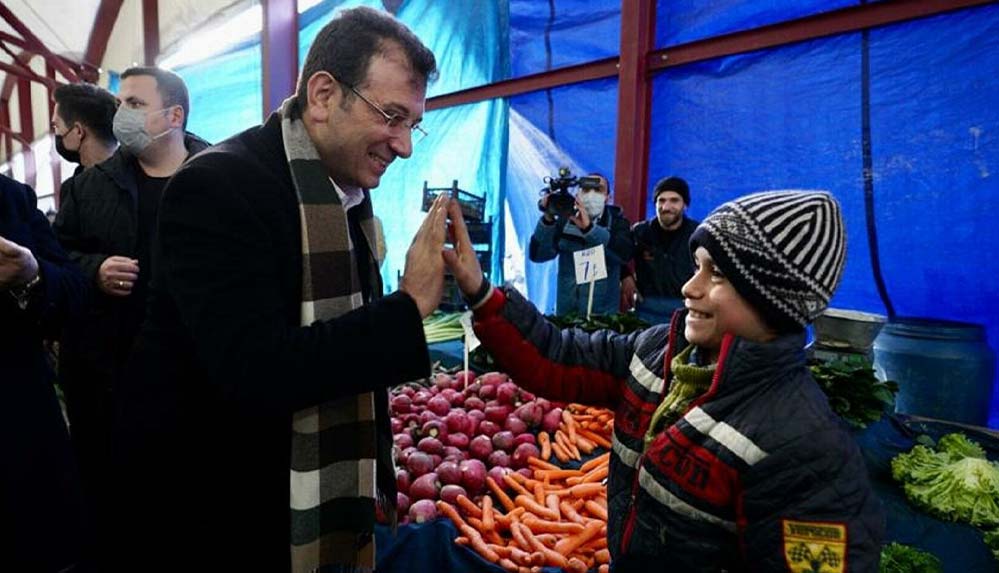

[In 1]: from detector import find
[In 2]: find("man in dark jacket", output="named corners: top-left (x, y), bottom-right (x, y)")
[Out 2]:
top-left (1, 174), bottom-right (87, 572)
top-left (52, 66), bottom-right (209, 568)
top-left (529, 173), bottom-right (632, 315)
top-left (51, 82), bottom-right (118, 173)
top-left (445, 190), bottom-right (884, 572)
top-left (113, 8), bottom-right (446, 573)
top-left (623, 176), bottom-right (699, 324)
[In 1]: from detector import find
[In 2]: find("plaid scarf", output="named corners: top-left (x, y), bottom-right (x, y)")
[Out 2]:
top-left (282, 97), bottom-right (395, 573)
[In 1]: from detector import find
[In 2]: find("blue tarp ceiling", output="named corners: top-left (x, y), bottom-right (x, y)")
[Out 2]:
top-left (168, 0), bottom-right (998, 425)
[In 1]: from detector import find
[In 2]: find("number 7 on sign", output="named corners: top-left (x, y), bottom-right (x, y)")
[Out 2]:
top-left (573, 245), bottom-right (608, 318)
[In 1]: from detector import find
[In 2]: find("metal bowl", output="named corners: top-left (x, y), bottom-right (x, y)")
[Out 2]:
top-left (812, 308), bottom-right (887, 351)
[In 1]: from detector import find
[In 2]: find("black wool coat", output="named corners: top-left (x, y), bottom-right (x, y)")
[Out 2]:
top-left (113, 114), bottom-right (431, 572)
top-left (54, 133), bottom-right (211, 386)
top-left (0, 175), bottom-right (87, 572)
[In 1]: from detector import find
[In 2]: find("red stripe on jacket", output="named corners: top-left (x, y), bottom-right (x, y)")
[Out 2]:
top-left (472, 288), bottom-right (623, 408)
top-left (642, 425), bottom-right (740, 509)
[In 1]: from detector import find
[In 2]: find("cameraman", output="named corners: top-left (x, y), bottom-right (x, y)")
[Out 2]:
top-left (529, 173), bottom-right (632, 315)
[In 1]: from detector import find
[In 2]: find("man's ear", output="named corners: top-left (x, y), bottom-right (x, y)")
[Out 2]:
top-left (305, 72), bottom-right (341, 122)
top-left (166, 105), bottom-right (185, 129)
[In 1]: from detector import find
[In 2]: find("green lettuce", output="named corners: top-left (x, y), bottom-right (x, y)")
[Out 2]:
top-left (891, 433), bottom-right (999, 528)
top-left (879, 543), bottom-right (942, 573)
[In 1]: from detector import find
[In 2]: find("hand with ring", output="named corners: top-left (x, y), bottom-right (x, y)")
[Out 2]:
top-left (98, 255), bottom-right (139, 297)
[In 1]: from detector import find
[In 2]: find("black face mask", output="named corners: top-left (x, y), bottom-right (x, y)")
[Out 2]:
top-left (55, 132), bottom-right (81, 164)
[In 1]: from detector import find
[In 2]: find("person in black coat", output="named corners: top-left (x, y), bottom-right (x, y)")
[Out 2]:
top-left (53, 68), bottom-right (209, 567)
top-left (623, 176), bottom-right (699, 323)
top-left (447, 190), bottom-right (883, 571)
top-left (113, 8), bottom-right (446, 572)
top-left (0, 174), bottom-right (87, 572)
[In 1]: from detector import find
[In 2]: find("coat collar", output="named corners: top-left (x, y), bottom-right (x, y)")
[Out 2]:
top-left (666, 308), bottom-right (808, 396)
top-left (93, 131), bottom-right (211, 195)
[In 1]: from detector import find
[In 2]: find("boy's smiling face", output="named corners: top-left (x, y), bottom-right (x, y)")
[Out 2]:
top-left (682, 247), bottom-right (775, 363)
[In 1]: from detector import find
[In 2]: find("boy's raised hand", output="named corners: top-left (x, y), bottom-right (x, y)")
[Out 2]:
top-left (442, 199), bottom-right (484, 298)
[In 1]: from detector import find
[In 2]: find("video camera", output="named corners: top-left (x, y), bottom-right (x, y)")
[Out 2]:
top-left (539, 167), bottom-right (604, 218)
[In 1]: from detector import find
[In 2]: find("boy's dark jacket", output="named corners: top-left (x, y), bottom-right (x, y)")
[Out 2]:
top-left (472, 286), bottom-right (884, 572)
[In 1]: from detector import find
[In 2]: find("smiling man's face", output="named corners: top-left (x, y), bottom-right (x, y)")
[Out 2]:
top-left (316, 45), bottom-right (426, 189)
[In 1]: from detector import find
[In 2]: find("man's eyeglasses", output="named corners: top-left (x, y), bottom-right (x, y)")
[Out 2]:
top-left (342, 81), bottom-right (428, 143)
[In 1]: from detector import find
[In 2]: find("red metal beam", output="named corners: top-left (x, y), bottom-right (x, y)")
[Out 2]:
top-left (1, 51), bottom-right (32, 102)
top-left (84, 0), bottom-right (125, 73)
top-left (16, 76), bottom-right (34, 186)
top-left (0, 31), bottom-right (92, 82)
top-left (648, 0), bottom-right (995, 71)
top-left (0, 59), bottom-right (55, 88)
top-left (0, 124), bottom-right (36, 187)
top-left (47, 63), bottom-right (60, 208)
top-left (426, 57), bottom-right (619, 111)
top-left (0, 2), bottom-right (79, 82)
top-left (17, 78), bottom-right (33, 142)
top-left (261, 0), bottom-right (299, 118)
top-left (143, 0), bottom-right (160, 65)
top-left (0, 102), bottom-right (11, 161)
top-left (426, 0), bottom-right (992, 113)
top-left (0, 42), bottom-right (56, 88)
top-left (613, 0), bottom-right (655, 224)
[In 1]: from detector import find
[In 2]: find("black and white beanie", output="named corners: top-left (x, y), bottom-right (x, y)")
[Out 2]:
top-left (689, 190), bottom-right (846, 333)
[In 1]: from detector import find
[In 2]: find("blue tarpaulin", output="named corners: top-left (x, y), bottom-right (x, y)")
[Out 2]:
top-left (647, 4), bottom-right (999, 425)
top-left (158, 0), bottom-right (997, 424)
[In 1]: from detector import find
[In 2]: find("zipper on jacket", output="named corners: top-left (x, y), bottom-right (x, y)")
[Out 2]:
top-left (620, 309), bottom-right (683, 555)
top-left (619, 453), bottom-right (645, 554)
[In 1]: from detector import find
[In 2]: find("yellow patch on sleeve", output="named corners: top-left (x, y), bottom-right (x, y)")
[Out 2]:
top-left (782, 519), bottom-right (847, 573)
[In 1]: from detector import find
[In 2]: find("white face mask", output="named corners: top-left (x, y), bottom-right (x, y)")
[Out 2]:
top-left (113, 106), bottom-right (174, 155)
top-left (579, 191), bottom-right (607, 219)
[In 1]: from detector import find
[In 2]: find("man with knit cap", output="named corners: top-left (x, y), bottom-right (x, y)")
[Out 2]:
top-left (623, 176), bottom-right (699, 323)
top-left (442, 189), bottom-right (884, 572)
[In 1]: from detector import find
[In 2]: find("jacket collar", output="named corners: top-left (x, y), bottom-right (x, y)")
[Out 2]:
top-left (94, 131), bottom-right (211, 194)
top-left (667, 308), bottom-right (808, 396)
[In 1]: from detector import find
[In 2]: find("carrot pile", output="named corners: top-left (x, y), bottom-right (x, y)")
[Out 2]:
top-left (435, 402), bottom-right (616, 573)
top-left (539, 404), bottom-right (613, 464)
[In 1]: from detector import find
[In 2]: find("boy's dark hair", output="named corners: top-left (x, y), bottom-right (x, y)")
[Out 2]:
top-left (120, 67), bottom-right (190, 128)
top-left (53, 83), bottom-right (117, 145)
top-left (296, 6), bottom-right (437, 111)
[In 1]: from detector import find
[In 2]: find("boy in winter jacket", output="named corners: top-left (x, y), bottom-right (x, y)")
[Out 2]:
top-left (442, 190), bottom-right (884, 572)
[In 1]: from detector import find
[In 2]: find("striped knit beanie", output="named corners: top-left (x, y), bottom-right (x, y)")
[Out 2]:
top-left (689, 190), bottom-right (846, 333)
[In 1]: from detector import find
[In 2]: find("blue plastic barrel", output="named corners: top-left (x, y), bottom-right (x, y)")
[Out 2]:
top-left (873, 318), bottom-right (996, 426)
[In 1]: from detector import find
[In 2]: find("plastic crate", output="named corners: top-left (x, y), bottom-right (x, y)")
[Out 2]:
top-left (466, 221), bottom-right (492, 245)
top-left (422, 180), bottom-right (485, 222)
top-left (476, 249), bottom-right (492, 270)
top-left (439, 275), bottom-right (467, 312)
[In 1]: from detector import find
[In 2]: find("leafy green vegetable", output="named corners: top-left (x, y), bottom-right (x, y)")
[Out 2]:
top-left (423, 311), bottom-right (466, 344)
top-left (879, 543), bottom-right (942, 573)
top-left (545, 311), bottom-right (650, 334)
top-left (891, 433), bottom-right (999, 528)
top-left (938, 432), bottom-right (987, 460)
top-left (983, 528), bottom-right (999, 562)
top-left (808, 354), bottom-right (898, 428)
top-left (468, 312), bottom-right (649, 371)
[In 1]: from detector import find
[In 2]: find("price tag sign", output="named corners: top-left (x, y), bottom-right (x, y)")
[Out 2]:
top-left (459, 311), bottom-right (481, 352)
top-left (573, 245), bottom-right (608, 284)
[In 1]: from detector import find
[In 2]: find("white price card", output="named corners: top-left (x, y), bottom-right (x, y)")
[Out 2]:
top-left (573, 244), bottom-right (608, 284)
top-left (459, 311), bottom-right (481, 352)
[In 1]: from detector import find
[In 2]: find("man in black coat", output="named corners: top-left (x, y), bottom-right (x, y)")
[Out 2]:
top-left (51, 82), bottom-right (118, 174)
top-left (623, 176), bottom-right (699, 323)
top-left (114, 8), bottom-right (446, 572)
top-left (0, 174), bottom-right (87, 572)
top-left (53, 68), bottom-right (209, 566)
